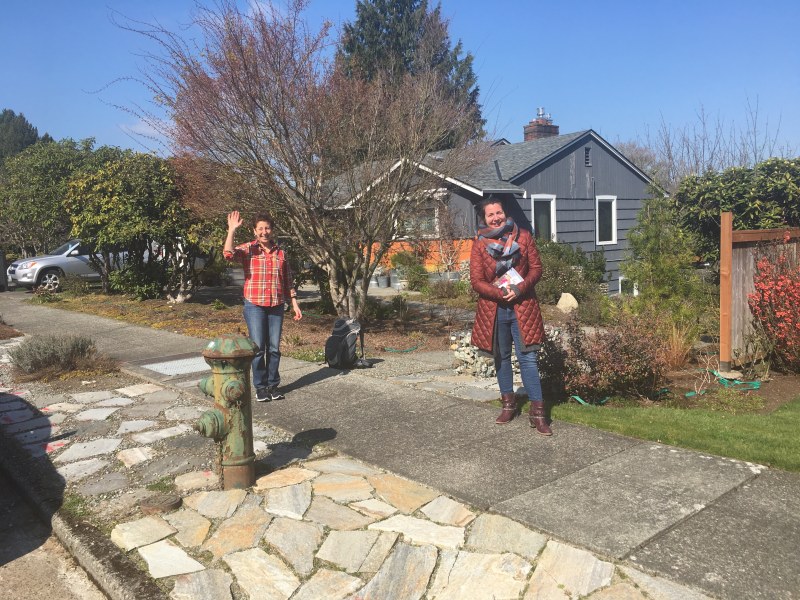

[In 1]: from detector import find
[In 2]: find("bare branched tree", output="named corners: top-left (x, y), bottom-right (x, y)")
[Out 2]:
top-left (620, 98), bottom-right (794, 193)
top-left (434, 202), bottom-right (470, 274)
top-left (124, 0), bottom-right (486, 318)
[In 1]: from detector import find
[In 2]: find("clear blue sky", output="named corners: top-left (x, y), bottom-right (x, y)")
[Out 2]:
top-left (2, 0), bottom-right (798, 154)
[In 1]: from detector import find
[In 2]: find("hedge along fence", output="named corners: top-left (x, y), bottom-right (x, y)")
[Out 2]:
top-left (719, 211), bottom-right (800, 369)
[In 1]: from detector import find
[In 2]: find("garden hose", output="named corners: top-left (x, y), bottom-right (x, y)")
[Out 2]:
top-left (710, 370), bottom-right (761, 390)
top-left (570, 395), bottom-right (609, 406)
top-left (383, 344), bottom-right (422, 353)
top-left (683, 369), bottom-right (759, 397)
top-left (572, 371), bottom-right (761, 403)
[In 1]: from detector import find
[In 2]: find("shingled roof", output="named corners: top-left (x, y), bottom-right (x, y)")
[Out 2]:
top-left (422, 129), bottom-right (651, 197)
top-left (457, 130), bottom-right (589, 194)
top-left (329, 129), bottom-right (651, 206)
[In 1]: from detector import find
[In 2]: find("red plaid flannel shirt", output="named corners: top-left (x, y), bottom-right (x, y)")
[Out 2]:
top-left (224, 241), bottom-right (294, 307)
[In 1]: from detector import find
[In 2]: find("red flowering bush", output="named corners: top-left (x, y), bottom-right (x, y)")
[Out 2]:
top-left (748, 238), bottom-right (800, 372)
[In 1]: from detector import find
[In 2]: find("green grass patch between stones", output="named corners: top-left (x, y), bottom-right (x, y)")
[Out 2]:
top-left (146, 476), bottom-right (176, 493)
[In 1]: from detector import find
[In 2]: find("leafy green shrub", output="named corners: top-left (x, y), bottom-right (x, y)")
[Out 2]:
top-left (576, 293), bottom-right (615, 326)
top-left (423, 278), bottom-right (477, 311)
top-left (390, 250), bottom-right (418, 271)
top-left (360, 296), bottom-right (393, 321)
top-left (426, 279), bottom-right (459, 299)
top-left (538, 240), bottom-right (606, 280)
top-left (674, 157), bottom-right (800, 262)
top-left (454, 279), bottom-right (477, 300)
top-left (10, 334), bottom-right (97, 373)
top-left (540, 316), bottom-right (667, 402)
top-left (536, 240), bottom-right (605, 304)
top-left (30, 287), bottom-right (61, 304)
top-left (109, 264), bottom-right (164, 300)
top-left (210, 298), bottom-right (227, 310)
top-left (622, 193), bottom-right (717, 329)
top-left (391, 293), bottom-right (411, 321)
top-left (405, 265), bottom-right (429, 291)
top-left (388, 251), bottom-right (427, 291)
top-left (60, 274), bottom-right (92, 297)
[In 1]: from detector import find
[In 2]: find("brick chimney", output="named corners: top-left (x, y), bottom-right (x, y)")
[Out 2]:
top-left (523, 108), bottom-right (559, 141)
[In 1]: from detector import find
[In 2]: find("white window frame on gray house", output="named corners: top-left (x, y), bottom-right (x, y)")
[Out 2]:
top-left (531, 194), bottom-right (557, 242)
top-left (595, 195), bottom-right (617, 245)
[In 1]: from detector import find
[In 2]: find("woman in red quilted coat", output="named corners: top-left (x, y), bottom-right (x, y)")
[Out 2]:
top-left (470, 196), bottom-right (551, 435)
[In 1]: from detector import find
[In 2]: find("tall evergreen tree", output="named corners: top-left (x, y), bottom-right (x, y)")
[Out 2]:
top-left (339, 0), bottom-right (484, 146)
top-left (0, 109), bottom-right (49, 162)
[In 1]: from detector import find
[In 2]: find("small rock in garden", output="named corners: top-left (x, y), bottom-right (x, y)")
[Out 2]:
top-left (717, 370), bottom-right (743, 380)
top-left (556, 292), bottom-right (579, 313)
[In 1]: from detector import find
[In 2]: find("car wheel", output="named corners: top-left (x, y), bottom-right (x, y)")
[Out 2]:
top-left (37, 268), bottom-right (63, 292)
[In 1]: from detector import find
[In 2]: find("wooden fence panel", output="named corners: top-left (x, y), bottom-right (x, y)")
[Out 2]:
top-left (720, 211), bottom-right (800, 367)
top-left (730, 243), bottom-right (757, 358)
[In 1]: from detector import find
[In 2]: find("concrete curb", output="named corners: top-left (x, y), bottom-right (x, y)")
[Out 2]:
top-left (51, 512), bottom-right (166, 600)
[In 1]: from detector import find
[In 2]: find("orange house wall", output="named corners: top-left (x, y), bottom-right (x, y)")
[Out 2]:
top-left (374, 239), bottom-right (475, 271)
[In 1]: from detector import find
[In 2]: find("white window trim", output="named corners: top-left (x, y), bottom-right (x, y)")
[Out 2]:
top-left (396, 188), bottom-right (447, 239)
top-left (595, 195), bottom-right (617, 245)
top-left (531, 194), bottom-right (557, 242)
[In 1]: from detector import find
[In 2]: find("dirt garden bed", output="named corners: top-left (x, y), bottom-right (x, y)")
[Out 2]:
top-left (13, 287), bottom-right (799, 413)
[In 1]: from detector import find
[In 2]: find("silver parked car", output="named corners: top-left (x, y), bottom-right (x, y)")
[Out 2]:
top-left (6, 240), bottom-right (103, 291)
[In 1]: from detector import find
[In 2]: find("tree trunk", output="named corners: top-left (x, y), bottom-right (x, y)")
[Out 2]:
top-left (100, 251), bottom-right (111, 294)
top-left (166, 269), bottom-right (194, 303)
top-left (326, 264), bottom-right (367, 320)
top-left (327, 268), bottom-right (351, 318)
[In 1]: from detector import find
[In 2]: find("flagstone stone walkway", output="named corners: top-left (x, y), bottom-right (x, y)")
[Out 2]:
top-left (0, 335), bottom-right (713, 600)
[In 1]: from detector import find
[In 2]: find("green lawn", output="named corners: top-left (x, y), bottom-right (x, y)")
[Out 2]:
top-left (551, 397), bottom-right (800, 472)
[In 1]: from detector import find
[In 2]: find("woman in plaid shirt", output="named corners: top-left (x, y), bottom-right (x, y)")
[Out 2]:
top-left (224, 211), bottom-right (302, 402)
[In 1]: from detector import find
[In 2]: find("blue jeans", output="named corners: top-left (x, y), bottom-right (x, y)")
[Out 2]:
top-left (243, 300), bottom-right (284, 391)
top-left (495, 305), bottom-right (543, 401)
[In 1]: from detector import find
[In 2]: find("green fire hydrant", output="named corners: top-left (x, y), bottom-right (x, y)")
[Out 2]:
top-left (195, 335), bottom-right (258, 490)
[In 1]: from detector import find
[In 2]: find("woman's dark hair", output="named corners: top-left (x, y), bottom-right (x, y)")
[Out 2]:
top-left (475, 195), bottom-right (506, 223)
top-left (252, 213), bottom-right (274, 228)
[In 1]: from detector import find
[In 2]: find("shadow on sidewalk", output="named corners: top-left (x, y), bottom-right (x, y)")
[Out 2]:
top-left (279, 360), bottom-right (385, 395)
top-left (0, 392), bottom-right (65, 567)
top-left (255, 427), bottom-right (337, 475)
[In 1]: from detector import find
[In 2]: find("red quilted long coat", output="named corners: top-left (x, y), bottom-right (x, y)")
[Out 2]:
top-left (470, 227), bottom-right (545, 353)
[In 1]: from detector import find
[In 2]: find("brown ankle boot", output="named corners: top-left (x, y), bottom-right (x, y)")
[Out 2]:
top-left (529, 401), bottom-right (552, 436)
top-left (495, 392), bottom-right (519, 425)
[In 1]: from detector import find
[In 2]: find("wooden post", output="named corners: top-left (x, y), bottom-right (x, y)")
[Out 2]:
top-left (719, 212), bottom-right (733, 371)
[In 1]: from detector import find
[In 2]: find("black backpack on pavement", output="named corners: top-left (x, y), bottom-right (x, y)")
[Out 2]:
top-left (324, 318), bottom-right (371, 369)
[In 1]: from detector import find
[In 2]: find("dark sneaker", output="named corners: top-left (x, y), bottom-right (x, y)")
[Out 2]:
top-left (255, 388), bottom-right (271, 402)
top-left (268, 389), bottom-right (285, 401)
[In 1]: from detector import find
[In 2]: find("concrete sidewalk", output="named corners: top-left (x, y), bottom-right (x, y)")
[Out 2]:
top-left (1, 291), bottom-right (798, 600)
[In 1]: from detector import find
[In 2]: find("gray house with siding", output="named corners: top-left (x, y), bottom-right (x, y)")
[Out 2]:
top-left (420, 115), bottom-right (654, 293)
